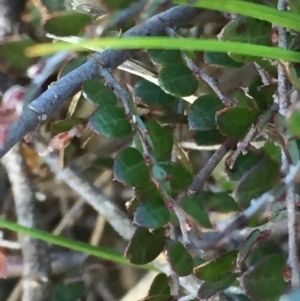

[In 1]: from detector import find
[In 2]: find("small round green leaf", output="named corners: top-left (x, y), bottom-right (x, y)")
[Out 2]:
top-left (287, 104), bottom-right (300, 137)
top-left (236, 158), bottom-right (280, 209)
top-left (114, 147), bottom-right (150, 187)
top-left (226, 150), bottom-right (264, 181)
top-left (198, 273), bottom-right (238, 300)
top-left (148, 273), bottom-right (171, 297)
top-left (44, 12), bottom-right (92, 36)
top-left (216, 107), bottom-right (259, 139)
top-left (89, 106), bottom-right (132, 138)
top-left (193, 192), bottom-right (239, 213)
top-left (240, 254), bottom-right (287, 301)
top-left (167, 240), bottom-right (194, 276)
top-left (194, 251), bottom-right (238, 281)
top-left (0, 38), bottom-right (36, 71)
top-left (181, 197), bottom-right (212, 228)
top-left (149, 49), bottom-right (183, 65)
top-left (204, 52), bottom-right (244, 68)
top-left (83, 80), bottom-right (117, 106)
top-left (188, 95), bottom-right (224, 131)
top-left (125, 227), bottom-right (166, 264)
top-left (146, 120), bottom-right (173, 161)
top-left (158, 162), bottom-right (193, 197)
top-left (158, 64), bottom-right (198, 97)
top-left (134, 197), bottom-right (170, 229)
top-left (134, 79), bottom-right (176, 106)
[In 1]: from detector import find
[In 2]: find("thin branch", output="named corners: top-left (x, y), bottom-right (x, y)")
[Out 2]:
top-left (33, 136), bottom-right (135, 240)
top-left (2, 144), bottom-right (52, 301)
top-left (286, 184), bottom-right (300, 287)
top-left (277, 0), bottom-right (299, 287)
top-left (0, 6), bottom-right (203, 158)
top-left (186, 138), bottom-right (236, 196)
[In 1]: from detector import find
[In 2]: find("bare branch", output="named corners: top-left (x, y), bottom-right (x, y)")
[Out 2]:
top-left (0, 5), bottom-right (203, 158)
top-left (2, 144), bottom-right (52, 301)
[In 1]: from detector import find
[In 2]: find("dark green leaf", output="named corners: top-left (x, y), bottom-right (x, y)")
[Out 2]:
top-left (198, 273), bottom-right (238, 300)
top-left (83, 80), bottom-right (117, 106)
top-left (194, 251), bottom-right (238, 281)
top-left (146, 120), bottom-right (173, 161)
top-left (287, 103), bottom-right (300, 137)
top-left (188, 95), bottom-right (223, 131)
top-left (0, 38), bottom-right (36, 71)
top-left (194, 191), bottom-right (239, 213)
top-left (235, 158), bottom-right (280, 209)
top-left (263, 141), bottom-right (281, 163)
top-left (221, 15), bottom-right (271, 62)
top-left (148, 273), bottom-right (171, 297)
top-left (216, 107), bottom-right (259, 139)
top-left (54, 281), bottom-right (84, 301)
top-left (134, 79), bottom-right (176, 106)
top-left (247, 241), bottom-right (283, 267)
top-left (159, 64), bottom-right (198, 97)
top-left (194, 129), bottom-right (226, 146)
top-left (58, 56), bottom-right (87, 78)
top-left (44, 12), bottom-right (92, 36)
top-left (114, 147), bottom-right (150, 187)
top-left (181, 196), bottom-right (212, 228)
top-left (158, 162), bottom-right (193, 197)
top-left (234, 89), bottom-right (258, 111)
top-left (248, 80), bottom-right (276, 112)
top-left (134, 197), bottom-right (170, 229)
top-left (125, 227), bottom-right (166, 264)
top-left (89, 106), bottom-right (132, 138)
top-left (167, 239), bottom-right (194, 276)
top-left (204, 52), bottom-right (244, 68)
top-left (226, 150), bottom-right (264, 182)
top-left (240, 254), bottom-right (287, 301)
top-left (149, 49), bottom-right (183, 65)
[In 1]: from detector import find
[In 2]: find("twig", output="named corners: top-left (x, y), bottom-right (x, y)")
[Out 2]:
top-left (2, 144), bottom-right (52, 301)
top-left (286, 184), bottom-right (300, 287)
top-left (33, 136), bottom-right (135, 240)
top-left (0, 6), bottom-right (203, 158)
top-left (186, 138), bottom-right (235, 196)
top-left (254, 62), bottom-right (272, 85)
top-left (277, 0), bottom-right (299, 287)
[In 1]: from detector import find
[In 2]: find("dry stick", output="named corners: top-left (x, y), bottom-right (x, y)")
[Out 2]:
top-left (34, 137), bottom-right (135, 240)
top-left (2, 144), bottom-right (52, 301)
top-left (0, 5), bottom-right (203, 158)
top-left (33, 138), bottom-right (201, 295)
top-left (277, 0), bottom-right (300, 288)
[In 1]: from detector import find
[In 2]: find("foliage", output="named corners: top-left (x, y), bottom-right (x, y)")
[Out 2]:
top-left (1, 0), bottom-right (300, 301)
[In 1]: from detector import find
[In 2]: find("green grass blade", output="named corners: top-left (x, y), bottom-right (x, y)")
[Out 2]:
top-left (176, 0), bottom-right (300, 32)
top-left (26, 37), bottom-right (300, 63)
top-left (0, 218), bottom-right (157, 272)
